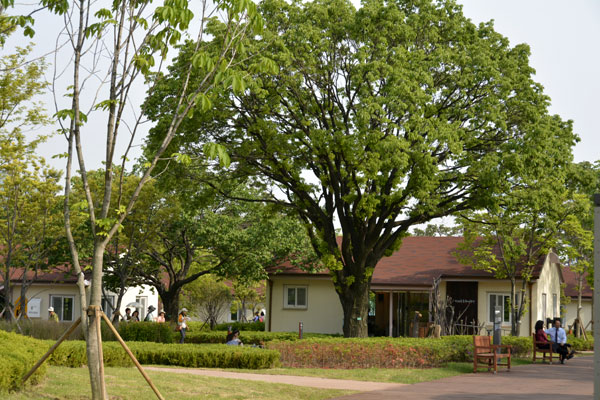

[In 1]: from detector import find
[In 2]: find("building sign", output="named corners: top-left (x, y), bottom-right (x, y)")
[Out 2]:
top-left (27, 298), bottom-right (41, 318)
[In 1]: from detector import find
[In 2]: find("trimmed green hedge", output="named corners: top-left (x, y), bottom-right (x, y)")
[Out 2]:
top-left (185, 330), bottom-right (338, 345)
top-left (0, 331), bottom-right (48, 393)
top-left (213, 321), bottom-right (265, 332)
top-left (47, 340), bottom-right (279, 369)
top-left (118, 322), bottom-right (175, 343)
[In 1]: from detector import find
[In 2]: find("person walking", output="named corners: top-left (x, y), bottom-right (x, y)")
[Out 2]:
top-left (48, 307), bottom-right (59, 323)
top-left (178, 308), bottom-right (190, 344)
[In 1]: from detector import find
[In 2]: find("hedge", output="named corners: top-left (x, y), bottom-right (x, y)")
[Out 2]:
top-left (0, 331), bottom-right (48, 393)
top-left (213, 321), bottom-right (265, 332)
top-left (47, 340), bottom-right (279, 369)
top-left (184, 330), bottom-right (337, 345)
top-left (118, 322), bottom-right (175, 343)
top-left (266, 336), bottom-right (535, 369)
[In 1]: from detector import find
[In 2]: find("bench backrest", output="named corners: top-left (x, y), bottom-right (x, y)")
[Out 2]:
top-left (473, 335), bottom-right (492, 354)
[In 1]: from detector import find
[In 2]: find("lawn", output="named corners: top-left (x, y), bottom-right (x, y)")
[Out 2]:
top-left (5, 366), bottom-right (355, 400)
top-left (220, 359), bottom-right (534, 384)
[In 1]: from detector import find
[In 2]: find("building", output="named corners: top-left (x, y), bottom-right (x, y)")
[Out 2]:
top-left (0, 265), bottom-right (158, 322)
top-left (266, 237), bottom-right (563, 337)
top-left (562, 265), bottom-right (592, 332)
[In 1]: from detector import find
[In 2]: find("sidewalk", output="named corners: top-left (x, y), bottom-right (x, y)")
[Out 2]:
top-left (145, 366), bottom-right (405, 392)
top-left (333, 356), bottom-right (594, 400)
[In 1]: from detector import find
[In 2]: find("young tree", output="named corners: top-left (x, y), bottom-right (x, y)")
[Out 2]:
top-left (0, 43), bottom-right (63, 321)
top-left (1, 0), bottom-right (265, 396)
top-left (145, 0), bottom-right (575, 336)
top-left (182, 274), bottom-right (231, 329)
top-left (456, 114), bottom-right (577, 336)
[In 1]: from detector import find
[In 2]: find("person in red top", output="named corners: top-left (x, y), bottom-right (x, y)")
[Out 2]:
top-left (534, 320), bottom-right (550, 349)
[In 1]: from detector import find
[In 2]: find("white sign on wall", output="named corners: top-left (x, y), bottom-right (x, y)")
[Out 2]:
top-left (27, 298), bottom-right (41, 318)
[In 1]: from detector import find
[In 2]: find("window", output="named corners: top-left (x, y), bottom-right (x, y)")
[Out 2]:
top-left (50, 295), bottom-right (74, 321)
top-left (488, 293), bottom-right (518, 324)
top-left (552, 294), bottom-right (558, 318)
top-left (101, 296), bottom-right (115, 319)
top-left (136, 296), bottom-right (148, 320)
top-left (284, 286), bottom-right (307, 309)
top-left (542, 293), bottom-right (547, 323)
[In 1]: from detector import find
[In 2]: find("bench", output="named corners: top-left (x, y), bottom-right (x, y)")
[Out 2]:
top-left (532, 332), bottom-right (555, 364)
top-left (473, 335), bottom-right (512, 373)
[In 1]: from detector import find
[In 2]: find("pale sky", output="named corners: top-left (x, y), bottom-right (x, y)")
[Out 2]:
top-left (5, 0), bottom-right (600, 171)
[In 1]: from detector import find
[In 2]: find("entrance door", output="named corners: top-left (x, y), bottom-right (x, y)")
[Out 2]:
top-left (446, 282), bottom-right (478, 334)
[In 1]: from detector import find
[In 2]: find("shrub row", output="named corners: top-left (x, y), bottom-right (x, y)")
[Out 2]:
top-left (213, 321), bottom-right (265, 331)
top-left (117, 321), bottom-right (175, 343)
top-left (47, 340), bottom-right (279, 369)
top-left (184, 330), bottom-right (337, 345)
top-left (266, 336), bottom-right (535, 369)
top-left (0, 331), bottom-right (48, 393)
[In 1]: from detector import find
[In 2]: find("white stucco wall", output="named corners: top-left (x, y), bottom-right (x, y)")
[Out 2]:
top-left (112, 284), bottom-right (159, 321)
top-left (533, 255), bottom-right (562, 325)
top-left (564, 298), bottom-right (592, 329)
top-left (11, 284), bottom-right (82, 321)
top-left (267, 276), bottom-right (343, 334)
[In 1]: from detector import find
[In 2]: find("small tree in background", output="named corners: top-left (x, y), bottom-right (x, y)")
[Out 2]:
top-left (182, 275), bottom-right (231, 329)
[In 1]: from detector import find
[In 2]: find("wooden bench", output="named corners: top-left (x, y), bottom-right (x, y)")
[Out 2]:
top-left (473, 335), bottom-right (512, 373)
top-left (532, 332), bottom-right (555, 364)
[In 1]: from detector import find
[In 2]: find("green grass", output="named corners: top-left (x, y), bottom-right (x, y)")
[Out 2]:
top-left (6, 366), bottom-right (355, 400)
top-left (219, 358), bottom-right (534, 384)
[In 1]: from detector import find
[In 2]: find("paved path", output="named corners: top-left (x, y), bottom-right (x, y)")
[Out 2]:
top-left (145, 366), bottom-right (406, 392)
top-left (333, 356), bottom-right (594, 400)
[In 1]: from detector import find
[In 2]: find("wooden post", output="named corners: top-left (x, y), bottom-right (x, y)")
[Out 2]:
top-left (88, 306), bottom-right (106, 400)
top-left (22, 317), bottom-right (81, 383)
top-left (100, 312), bottom-right (165, 400)
top-left (593, 193), bottom-right (600, 399)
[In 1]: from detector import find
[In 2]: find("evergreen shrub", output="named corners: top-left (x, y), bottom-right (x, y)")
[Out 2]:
top-left (0, 331), bottom-right (47, 393)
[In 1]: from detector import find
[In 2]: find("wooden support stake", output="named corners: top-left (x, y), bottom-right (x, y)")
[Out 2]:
top-left (101, 312), bottom-right (165, 400)
top-left (92, 307), bottom-right (106, 400)
top-left (22, 317), bottom-right (81, 384)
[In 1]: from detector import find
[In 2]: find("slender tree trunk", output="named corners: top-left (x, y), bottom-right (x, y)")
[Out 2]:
top-left (86, 243), bottom-right (107, 400)
top-left (576, 274), bottom-right (583, 337)
top-left (2, 268), bottom-right (11, 322)
top-left (338, 280), bottom-right (370, 337)
top-left (510, 279), bottom-right (519, 336)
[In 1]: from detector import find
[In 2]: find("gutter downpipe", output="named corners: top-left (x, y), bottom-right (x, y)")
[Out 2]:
top-left (267, 278), bottom-right (273, 332)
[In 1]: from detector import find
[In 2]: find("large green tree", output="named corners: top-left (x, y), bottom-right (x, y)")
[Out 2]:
top-left (145, 0), bottom-right (570, 336)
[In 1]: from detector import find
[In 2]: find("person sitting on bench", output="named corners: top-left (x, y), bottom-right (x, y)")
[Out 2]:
top-left (534, 320), bottom-right (550, 349)
top-left (545, 318), bottom-right (574, 364)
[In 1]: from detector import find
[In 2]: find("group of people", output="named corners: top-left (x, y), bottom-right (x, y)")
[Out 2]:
top-left (252, 311), bottom-right (265, 322)
top-left (534, 318), bottom-right (575, 364)
top-left (120, 305), bottom-right (166, 323)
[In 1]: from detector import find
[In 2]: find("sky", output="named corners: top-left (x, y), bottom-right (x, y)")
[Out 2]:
top-left (4, 0), bottom-right (600, 171)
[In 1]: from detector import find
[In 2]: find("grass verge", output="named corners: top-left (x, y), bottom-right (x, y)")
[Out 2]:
top-left (6, 366), bottom-right (355, 400)
top-left (217, 358), bottom-right (534, 384)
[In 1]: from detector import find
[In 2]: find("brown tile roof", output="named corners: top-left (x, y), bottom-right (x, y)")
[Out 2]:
top-left (0, 265), bottom-right (90, 284)
top-left (562, 265), bottom-right (592, 299)
top-left (269, 237), bottom-right (556, 287)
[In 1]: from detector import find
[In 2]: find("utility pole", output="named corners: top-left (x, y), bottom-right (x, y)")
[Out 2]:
top-left (593, 194), bottom-right (600, 400)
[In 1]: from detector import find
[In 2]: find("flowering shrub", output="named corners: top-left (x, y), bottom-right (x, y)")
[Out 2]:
top-left (267, 336), bottom-right (532, 369)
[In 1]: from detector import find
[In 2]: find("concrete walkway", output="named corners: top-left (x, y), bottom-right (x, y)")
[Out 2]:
top-left (333, 356), bottom-right (594, 400)
top-left (145, 366), bottom-right (406, 392)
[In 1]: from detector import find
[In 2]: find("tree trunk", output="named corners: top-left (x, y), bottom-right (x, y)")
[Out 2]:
top-left (2, 268), bottom-right (11, 321)
top-left (338, 280), bottom-right (370, 337)
top-left (576, 274), bottom-right (583, 337)
top-left (510, 279), bottom-right (519, 336)
top-left (86, 244), bottom-right (107, 400)
top-left (160, 289), bottom-right (181, 322)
